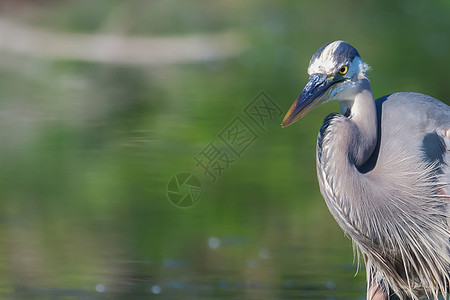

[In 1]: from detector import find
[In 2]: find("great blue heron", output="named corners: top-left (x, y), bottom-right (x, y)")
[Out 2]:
top-left (282, 41), bottom-right (449, 300)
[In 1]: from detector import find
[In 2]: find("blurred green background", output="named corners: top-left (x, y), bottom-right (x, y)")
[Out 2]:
top-left (0, 0), bottom-right (449, 299)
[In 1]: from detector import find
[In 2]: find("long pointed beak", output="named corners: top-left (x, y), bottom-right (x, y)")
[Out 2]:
top-left (281, 74), bottom-right (335, 128)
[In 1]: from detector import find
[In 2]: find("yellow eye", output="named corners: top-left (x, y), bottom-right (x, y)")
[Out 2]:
top-left (338, 65), bottom-right (348, 75)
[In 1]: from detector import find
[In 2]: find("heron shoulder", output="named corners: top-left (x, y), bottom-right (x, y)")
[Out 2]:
top-left (375, 92), bottom-right (450, 131)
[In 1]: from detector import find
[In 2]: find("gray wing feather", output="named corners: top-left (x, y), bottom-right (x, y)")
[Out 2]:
top-left (376, 92), bottom-right (450, 172)
top-left (377, 91), bottom-right (450, 224)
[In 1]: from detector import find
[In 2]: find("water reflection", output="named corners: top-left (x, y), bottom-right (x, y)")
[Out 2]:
top-left (0, 0), bottom-right (449, 299)
top-left (151, 284), bottom-right (162, 295)
top-left (208, 236), bottom-right (221, 249)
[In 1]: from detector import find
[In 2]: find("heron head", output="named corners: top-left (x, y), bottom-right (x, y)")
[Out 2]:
top-left (282, 41), bottom-right (370, 127)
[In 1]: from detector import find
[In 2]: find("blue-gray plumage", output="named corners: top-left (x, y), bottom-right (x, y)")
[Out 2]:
top-left (282, 41), bottom-right (449, 300)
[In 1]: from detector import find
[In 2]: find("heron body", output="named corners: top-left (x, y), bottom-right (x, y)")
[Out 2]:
top-left (282, 41), bottom-right (449, 299)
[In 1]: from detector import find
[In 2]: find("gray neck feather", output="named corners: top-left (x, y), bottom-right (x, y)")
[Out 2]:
top-left (341, 79), bottom-right (378, 167)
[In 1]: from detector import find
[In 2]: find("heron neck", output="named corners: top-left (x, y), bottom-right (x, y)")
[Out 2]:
top-left (316, 87), bottom-right (378, 237)
top-left (340, 79), bottom-right (377, 166)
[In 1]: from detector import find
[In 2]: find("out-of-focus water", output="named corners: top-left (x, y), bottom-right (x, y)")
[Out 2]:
top-left (0, 1), bottom-right (449, 299)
